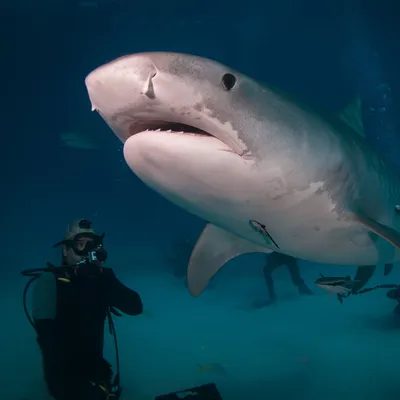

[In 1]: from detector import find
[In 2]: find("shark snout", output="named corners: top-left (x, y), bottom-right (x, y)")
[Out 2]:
top-left (85, 54), bottom-right (158, 113)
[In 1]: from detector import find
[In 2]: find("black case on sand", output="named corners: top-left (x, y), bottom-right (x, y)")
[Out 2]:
top-left (154, 383), bottom-right (223, 400)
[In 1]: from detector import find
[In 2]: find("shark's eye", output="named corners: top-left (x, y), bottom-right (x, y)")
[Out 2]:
top-left (221, 73), bottom-right (237, 91)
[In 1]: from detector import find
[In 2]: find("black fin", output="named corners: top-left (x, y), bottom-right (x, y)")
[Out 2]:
top-left (384, 263), bottom-right (394, 276)
top-left (352, 265), bottom-right (376, 293)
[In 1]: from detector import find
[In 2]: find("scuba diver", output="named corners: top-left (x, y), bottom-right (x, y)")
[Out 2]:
top-left (22, 219), bottom-right (143, 400)
top-left (253, 252), bottom-right (313, 308)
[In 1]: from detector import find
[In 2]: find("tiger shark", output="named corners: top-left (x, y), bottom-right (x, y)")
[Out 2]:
top-left (85, 52), bottom-right (400, 296)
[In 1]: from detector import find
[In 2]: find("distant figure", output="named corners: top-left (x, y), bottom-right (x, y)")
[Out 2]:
top-left (254, 252), bottom-right (312, 308)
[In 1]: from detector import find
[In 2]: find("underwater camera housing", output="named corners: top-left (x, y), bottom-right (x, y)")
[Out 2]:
top-left (154, 383), bottom-right (223, 400)
top-left (87, 244), bottom-right (108, 263)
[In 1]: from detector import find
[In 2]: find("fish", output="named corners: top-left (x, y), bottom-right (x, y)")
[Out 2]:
top-left (85, 52), bottom-right (400, 297)
top-left (314, 273), bottom-right (360, 304)
top-left (196, 363), bottom-right (226, 376)
top-left (60, 130), bottom-right (99, 150)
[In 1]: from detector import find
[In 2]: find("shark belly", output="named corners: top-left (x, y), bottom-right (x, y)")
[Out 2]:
top-left (124, 131), bottom-right (399, 266)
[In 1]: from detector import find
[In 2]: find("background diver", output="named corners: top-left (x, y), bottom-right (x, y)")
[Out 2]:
top-left (24, 219), bottom-right (143, 400)
top-left (253, 252), bottom-right (313, 308)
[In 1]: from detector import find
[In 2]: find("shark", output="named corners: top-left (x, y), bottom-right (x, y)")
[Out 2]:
top-left (85, 52), bottom-right (400, 297)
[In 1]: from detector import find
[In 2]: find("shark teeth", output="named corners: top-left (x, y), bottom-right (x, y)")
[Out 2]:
top-left (141, 129), bottom-right (189, 134)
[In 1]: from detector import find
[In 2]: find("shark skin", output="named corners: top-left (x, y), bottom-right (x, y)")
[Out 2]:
top-left (85, 52), bottom-right (400, 296)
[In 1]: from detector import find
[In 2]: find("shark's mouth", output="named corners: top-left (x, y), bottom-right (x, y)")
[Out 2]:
top-left (125, 119), bottom-right (246, 156)
top-left (129, 120), bottom-right (212, 138)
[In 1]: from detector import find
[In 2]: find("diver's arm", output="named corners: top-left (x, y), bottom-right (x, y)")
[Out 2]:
top-left (108, 270), bottom-right (143, 316)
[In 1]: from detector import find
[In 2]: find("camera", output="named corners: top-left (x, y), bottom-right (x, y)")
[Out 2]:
top-left (88, 245), bottom-right (108, 263)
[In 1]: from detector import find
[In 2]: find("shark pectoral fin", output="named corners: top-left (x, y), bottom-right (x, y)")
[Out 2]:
top-left (187, 223), bottom-right (272, 297)
top-left (354, 213), bottom-right (400, 248)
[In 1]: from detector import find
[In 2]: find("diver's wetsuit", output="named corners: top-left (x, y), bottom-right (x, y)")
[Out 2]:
top-left (33, 265), bottom-right (143, 400)
top-left (263, 252), bottom-right (312, 301)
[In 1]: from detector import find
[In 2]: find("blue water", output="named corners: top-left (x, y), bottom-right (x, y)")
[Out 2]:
top-left (2, 1), bottom-right (400, 399)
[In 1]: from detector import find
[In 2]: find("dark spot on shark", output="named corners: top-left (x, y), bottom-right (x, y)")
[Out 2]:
top-left (181, 111), bottom-right (193, 117)
top-left (221, 73), bottom-right (237, 91)
top-left (313, 226), bottom-right (321, 231)
top-left (193, 102), bottom-right (205, 113)
top-left (249, 220), bottom-right (279, 248)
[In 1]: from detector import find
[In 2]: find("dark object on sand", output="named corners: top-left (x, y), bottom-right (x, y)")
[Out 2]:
top-left (154, 383), bottom-right (223, 400)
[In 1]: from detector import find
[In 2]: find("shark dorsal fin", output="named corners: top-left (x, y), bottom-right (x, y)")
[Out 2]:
top-left (320, 273), bottom-right (325, 277)
top-left (339, 96), bottom-right (365, 137)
